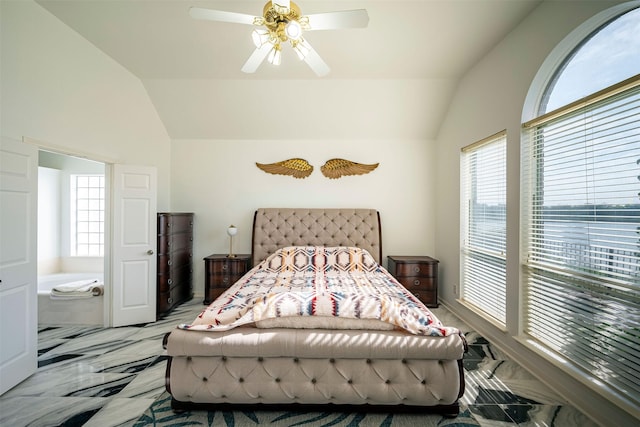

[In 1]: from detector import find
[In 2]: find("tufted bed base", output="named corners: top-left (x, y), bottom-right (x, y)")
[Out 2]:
top-left (164, 327), bottom-right (466, 416)
top-left (164, 208), bottom-right (466, 415)
top-left (166, 358), bottom-right (463, 416)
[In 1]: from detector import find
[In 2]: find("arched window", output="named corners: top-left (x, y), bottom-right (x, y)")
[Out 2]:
top-left (541, 7), bottom-right (640, 114)
top-left (521, 5), bottom-right (639, 410)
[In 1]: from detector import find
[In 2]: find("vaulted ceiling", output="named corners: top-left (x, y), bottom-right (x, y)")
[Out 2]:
top-left (36, 0), bottom-right (542, 139)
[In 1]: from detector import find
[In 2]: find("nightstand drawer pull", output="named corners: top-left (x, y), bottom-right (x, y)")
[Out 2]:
top-left (222, 264), bottom-right (228, 270)
top-left (413, 279), bottom-right (421, 286)
top-left (413, 266), bottom-right (420, 273)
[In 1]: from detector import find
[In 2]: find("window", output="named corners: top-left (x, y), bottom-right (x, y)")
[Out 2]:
top-left (461, 131), bottom-right (507, 325)
top-left (542, 7), bottom-right (640, 113)
top-left (71, 174), bottom-right (104, 256)
top-left (522, 7), bottom-right (640, 406)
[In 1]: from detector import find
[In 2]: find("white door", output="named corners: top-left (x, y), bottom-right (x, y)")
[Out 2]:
top-left (111, 165), bottom-right (157, 327)
top-left (0, 137), bottom-right (38, 395)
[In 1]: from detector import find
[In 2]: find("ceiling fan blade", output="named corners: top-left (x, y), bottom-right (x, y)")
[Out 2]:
top-left (305, 9), bottom-right (369, 31)
top-left (241, 43), bottom-right (273, 74)
top-left (189, 7), bottom-right (257, 26)
top-left (303, 44), bottom-right (330, 77)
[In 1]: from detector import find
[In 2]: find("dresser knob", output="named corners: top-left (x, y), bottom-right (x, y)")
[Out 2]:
top-left (222, 264), bottom-right (228, 270)
top-left (413, 279), bottom-right (421, 286)
top-left (413, 266), bottom-right (420, 273)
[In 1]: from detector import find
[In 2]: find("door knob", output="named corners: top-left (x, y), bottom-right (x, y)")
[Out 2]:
top-left (147, 249), bottom-right (154, 255)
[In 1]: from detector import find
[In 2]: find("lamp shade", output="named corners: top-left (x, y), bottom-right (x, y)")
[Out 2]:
top-left (227, 225), bottom-right (238, 236)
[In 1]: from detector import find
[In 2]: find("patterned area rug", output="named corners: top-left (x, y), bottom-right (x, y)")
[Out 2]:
top-left (133, 392), bottom-right (481, 426)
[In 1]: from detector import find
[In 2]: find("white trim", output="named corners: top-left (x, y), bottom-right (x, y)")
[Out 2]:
top-left (513, 335), bottom-right (640, 421)
top-left (23, 136), bottom-right (118, 164)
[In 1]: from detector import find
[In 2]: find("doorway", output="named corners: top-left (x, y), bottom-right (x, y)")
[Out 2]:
top-left (37, 150), bottom-right (107, 325)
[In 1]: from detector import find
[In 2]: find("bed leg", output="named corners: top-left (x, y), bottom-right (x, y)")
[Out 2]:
top-left (170, 397), bottom-right (189, 413)
top-left (440, 402), bottom-right (460, 418)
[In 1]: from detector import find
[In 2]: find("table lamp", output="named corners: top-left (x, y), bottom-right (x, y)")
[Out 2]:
top-left (227, 225), bottom-right (238, 258)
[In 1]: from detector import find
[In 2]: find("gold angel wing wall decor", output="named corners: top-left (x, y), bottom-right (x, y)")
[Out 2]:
top-left (320, 158), bottom-right (379, 179)
top-left (256, 158), bottom-right (313, 179)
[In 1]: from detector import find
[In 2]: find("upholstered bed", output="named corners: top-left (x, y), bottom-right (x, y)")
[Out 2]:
top-left (164, 208), bottom-right (467, 415)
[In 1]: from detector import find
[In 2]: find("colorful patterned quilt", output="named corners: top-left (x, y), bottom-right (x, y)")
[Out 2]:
top-left (179, 246), bottom-right (459, 336)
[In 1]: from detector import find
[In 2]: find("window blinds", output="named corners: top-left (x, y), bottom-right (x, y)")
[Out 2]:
top-left (522, 79), bottom-right (640, 404)
top-left (461, 131), bottom-right (507, 325)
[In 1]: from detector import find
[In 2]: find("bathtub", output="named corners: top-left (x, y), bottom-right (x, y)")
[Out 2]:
top-left (38, 272), bottom-right (104, 325)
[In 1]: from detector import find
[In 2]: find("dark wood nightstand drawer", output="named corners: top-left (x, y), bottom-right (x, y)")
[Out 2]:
top-left (395, 276), bottom-right (436, 291)
top-left (207, 258), bottom-right (250, 276)
top-left (412, 291), bottom-right (437, 306)
top-left (393, 262), bottom-right (436, 277)
top-left (387, 255), bottom-right (439, 308)
top-left (204, 254), bottom-right (251, 305)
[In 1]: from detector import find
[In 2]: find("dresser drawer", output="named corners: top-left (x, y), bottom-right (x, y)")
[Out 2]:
top-left (157, 232), bottom-right (193, 254)
top-left (158, 213), bottom-right (194, 235)
top-left (158, 264), bottom-right (192, 292)
top-left (157, 251), bottom-right (192, 275)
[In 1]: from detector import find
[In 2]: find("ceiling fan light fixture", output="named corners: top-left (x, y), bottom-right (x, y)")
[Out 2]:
top-left (293, 38), bottom-right (311, 60)
top-left (251, 28), bottom-right (271, 47)
top-left (285, 20), bottom-right (302, 40)
top-left (267, 44), bottom-right (282, 65)
top-left (190, 1), bottom-right (369, 76)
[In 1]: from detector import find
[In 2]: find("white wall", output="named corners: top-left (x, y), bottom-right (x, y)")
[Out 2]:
top-left (434, 1), bottom-right (636, 425)
top-left (0, 0), bottom-right (171, 209)
top-left (37, 167), bottom-right (61, 275)
top-left (170, 137), bottom-right (437, 296)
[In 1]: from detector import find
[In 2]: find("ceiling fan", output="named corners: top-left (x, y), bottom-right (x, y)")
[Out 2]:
top-left (189, 0), bottom-right (369, 77)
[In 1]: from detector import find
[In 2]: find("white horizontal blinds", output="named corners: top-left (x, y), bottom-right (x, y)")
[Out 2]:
top-left (461, 132), bottom-right (507, 324)
top-left (522, 78), bottom-right (640, 404)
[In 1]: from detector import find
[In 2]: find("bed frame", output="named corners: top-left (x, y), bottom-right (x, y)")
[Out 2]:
top-left (164, 208), bottom-right (466, 416)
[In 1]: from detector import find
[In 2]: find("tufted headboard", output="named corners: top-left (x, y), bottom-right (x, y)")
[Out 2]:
top-left (251, 208), bottom-right (382, 266)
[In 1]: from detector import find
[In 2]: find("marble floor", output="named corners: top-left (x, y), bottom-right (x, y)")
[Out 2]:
top-left (0, 298), bottom-right (598, 427)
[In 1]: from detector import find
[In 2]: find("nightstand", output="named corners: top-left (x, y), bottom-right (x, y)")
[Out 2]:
top-left (387, 255), bottom-right (439, 307)
top-left (203, 254), bottom-right (251, 304)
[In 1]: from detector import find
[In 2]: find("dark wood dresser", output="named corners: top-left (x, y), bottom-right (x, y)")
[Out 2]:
top-left (157, 212), bottom-right (194, 318)
top-left (387, 255), bottom-right (439, 307)
top-left (203, 254), bottom-right (251, 304)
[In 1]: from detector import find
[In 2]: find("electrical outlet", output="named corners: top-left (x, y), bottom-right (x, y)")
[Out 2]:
top-left (453, 283), bottom-right (458, 295)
